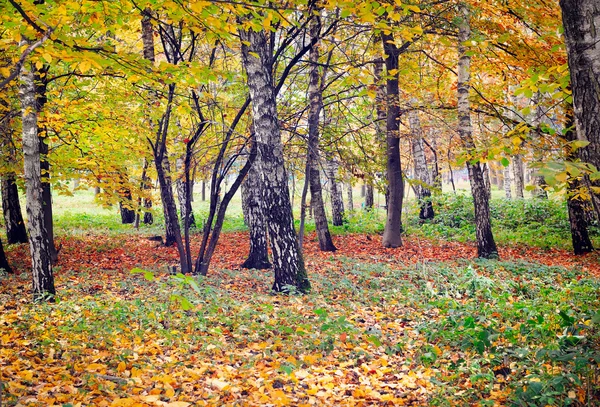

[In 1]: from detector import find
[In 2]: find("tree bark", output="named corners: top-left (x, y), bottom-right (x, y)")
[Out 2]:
top-left (20, 60), bottom-right (55, 300)
top-left (241, 155), bottom-right (271, 269)
top-left (346, 181), bottom-right (354, 212)
top-left (176, 158), bottom-right (196, 229)
top-left (512, 155), bottom-right (525, 198)
top-left (326, 158), bottom-right (345, 226)
top-left (2, 174), bottom-right (28, 244)
top-left (380, 32), bottom-right (404, 248)
top-left (408, 105), bottom-right (434, 220)
top-left (457, 6), bottom-right (498, 259)
top-left (503, 164), bottom-right (512, 198)
top-left (306, 13), bottom-right (336, 252)
top-left (564, 105), bottom-right (593, 254)
top-left (240, 27), bottom-right (310, 293)
top-left (0, 238), bottom-right (12, 273)
top-left (365, 183), bottom-right (374, 210)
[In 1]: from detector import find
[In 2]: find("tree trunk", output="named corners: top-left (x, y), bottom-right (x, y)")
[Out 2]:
top-left (176, 158), bottom-right (196, 229)
top-left (240, 27), bottom-right (310, 293)
top-left (326, 158), bottom-right (345, 226)
top-left (503, 164), bottom-right (512, 198)
top-left (408, 105), bottom-right (434, 220)
top-left (241, 156), bottom-right (271, 269)
top-left (201, 180), bottom-right (206, 201)
top-left (346, 181), bottom-right (354, 212)
top-left (365, 183), bottom-right (374, 210)
top-left (483, 163), bottom-right (492, 200)
top-left (530, 94), bottom-right (548, 199)
top-left (2, 174), bottom-right (28, 244)
top-left (380, 33), bottom-right (404, 248)
top-left (512, 154), bottom-right (524, 198)
top-left (306, 14), bottom-right (336, 252)
top-left (563, 105), bottom-right (593, 254)
top-left (457, 6), bottom-right (498, 259)
top-left (20, 61), bottom-right (55, 300)
top-left (0, 238), bottom-right (12, 273)
top-left (155, 147), bottom-right (189, 272)
top-left (561, 0), bottom-right (600, 207)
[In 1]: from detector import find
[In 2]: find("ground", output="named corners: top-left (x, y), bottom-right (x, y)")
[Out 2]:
top-left (1, 232), bottom-right (599, 406)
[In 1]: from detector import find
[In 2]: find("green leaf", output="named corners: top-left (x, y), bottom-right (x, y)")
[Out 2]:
top-left (501, 157), bottom-right (510, 167)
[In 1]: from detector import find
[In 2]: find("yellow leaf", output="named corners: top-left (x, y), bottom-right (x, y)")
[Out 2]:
top-left (207, 378), bottom-right (229, 390)
top-left (117, 361), bottom-right (126, 373)
top-left (165, 403), bottom-right (191, 407)
top-left (79, 60), bottom-right (91, 74)
top-left (35, 60), bottom-right (44, 70)
top-left (87, 363), bottom-right (106, 372)
top-left (42, 53), bottom-right (52, 63)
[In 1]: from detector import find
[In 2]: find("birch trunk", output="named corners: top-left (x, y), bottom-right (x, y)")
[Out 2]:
top-left (241, 155), bottom-right (271, 269)
top-left (457, 6), bottom-right (498, 259)
top-left (503, 164), bottom-right (512, 198)
top-left (380, 32), bottom-right (404, 248)
top-left (326, 158), bottom-right (345, 226)
top-left (20, 61), bottom-right (55, 299)
top-left (240, 28), bottom-right (310, 293)
top-left (346, 181), bottom-right (354, 212)
top-left (176, 157), bottom-right (196, 229)
top-left (408, 106), bottom-right (434, 220)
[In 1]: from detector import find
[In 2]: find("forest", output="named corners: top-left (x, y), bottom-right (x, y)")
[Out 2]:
top-left (1, 0), bottom-right (599, 405)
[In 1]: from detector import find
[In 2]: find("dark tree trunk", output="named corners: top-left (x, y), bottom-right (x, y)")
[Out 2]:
top-left (457, 6), bottom-right (498, 259)
top-left (159, 157), bottom-right (178, 246)
top-left (39, 141), bottom-right (57, 266)
top-left (240, 27), bottom-right (310, 293)
top-left (365, 183), bottom-right (374, 210)
top-left (0, 238), bottom-right (12, 273)
top-left (119, 192), bottom-right (136, 224)
top-left (564, 105), bottom-right (593, 254)
top-left (380, 32), bottom-right (404, 248)
top-left (201, 180), bottom-right (206, 201)
top-left (241, 155), bottom-right (271, 269)
top-left (2, 174), bottom-right (28, 244)
top-left (20, 59), bottom-right (54, 300)
top-left (306, 13), bottom-right (336, 252)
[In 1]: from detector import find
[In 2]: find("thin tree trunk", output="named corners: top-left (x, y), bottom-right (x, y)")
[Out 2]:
top-left (408, 105), bottom-right (434, 220)
top-left (298, 162), bottom-right (310, 248)
top-left (346, 181), bottom-right (354, 212)
top-left (326, 158), bottom-right (345, 226)
top-left (564, 105), bottom-right (593, 254)
top-left (457, 5), bottom-right (498, 259)
top-left (380, 32), bottom-right (404, 247)
top-left (20, 60), bottom-right (55, 300)
top-left (483, 163), bottom-right (492, 200)
top-left (176, 158), bottom-right (196, 229)
top-left (240, 27), bottom-right (310, 293)
top-left (307, 14), bottom-right (336, 251)
top-left (241, 154), bottom-right (271, 269)
top-left (530, 94), bottom-right (548, 199)
top-left (503, 164), bottom-right (512, 198)
top-left (512, 154), bottom-right (525, 198)
top-left (365, 183), bottom-right (374, 209)
top-left (2, 174), bottom-right (28, 244)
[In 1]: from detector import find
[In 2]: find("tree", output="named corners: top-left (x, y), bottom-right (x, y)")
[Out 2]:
top-left (20, 58), bottom-right (55, 300)
top-left (306, 14), bottom-right (336, 252)
top-left (560, 0), bottom-right (600, 211)
top-left (240, 26), bottom-right (310, 293)
top-left (456, 5), bottom-right (498, 259)
top-left (380, 30), bottom-right (405, 248)
top-left (408, 105), bottom-right (434, 220)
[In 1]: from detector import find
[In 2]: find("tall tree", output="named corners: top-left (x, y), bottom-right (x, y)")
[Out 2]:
top-left (326, 157), bottom-right (345, 226)
top-left (306, 13), bottom-right (336, 252)
top-left (240, 26), bottom-right (310, 293)
top-left (1, 174), bottom-right (28, 244)
top-left (561, 0), bottom-right (600, 230)
top-left (457, 5), bottom-right (498, 259)
top-left (20, 58), bottom-right (55, 300)
top-left (381, 31), bottom-right (405, 248)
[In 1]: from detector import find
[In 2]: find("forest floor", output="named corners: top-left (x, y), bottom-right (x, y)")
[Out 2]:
top-left (1, 232), bottom-right (599, 406)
